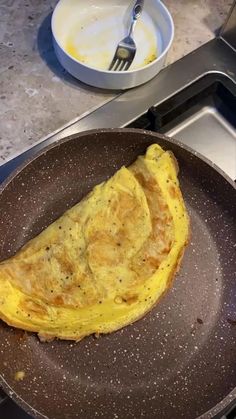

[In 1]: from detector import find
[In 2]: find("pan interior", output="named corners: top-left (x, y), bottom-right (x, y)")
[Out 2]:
top-left (0, 130), bottom-right (235, 419)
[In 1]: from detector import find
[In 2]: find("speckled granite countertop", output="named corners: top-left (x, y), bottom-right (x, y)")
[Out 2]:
top-left (0, 0), bottom-right (233, 163)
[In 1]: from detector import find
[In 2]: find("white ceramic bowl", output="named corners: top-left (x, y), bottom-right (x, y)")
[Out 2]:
top-left (51, 0), bottom-right (174, 90)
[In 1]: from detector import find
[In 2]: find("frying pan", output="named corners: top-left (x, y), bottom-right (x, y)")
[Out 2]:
top-left (0, 128), bottom-right (235, 419)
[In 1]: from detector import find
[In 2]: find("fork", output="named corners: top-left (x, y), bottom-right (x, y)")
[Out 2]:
top-left (108, 0), bottom-right (144, 72)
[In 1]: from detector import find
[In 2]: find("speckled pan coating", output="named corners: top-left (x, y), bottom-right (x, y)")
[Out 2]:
top-left (0, 129), bottom-right (235, 419)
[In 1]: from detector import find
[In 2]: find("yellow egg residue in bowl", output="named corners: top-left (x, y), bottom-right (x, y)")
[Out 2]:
top-left (63, 6), bottom-right (159, 71)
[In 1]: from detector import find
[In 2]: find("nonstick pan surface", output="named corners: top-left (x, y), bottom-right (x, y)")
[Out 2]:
top-left (0, 129), bottom-right (235, 419)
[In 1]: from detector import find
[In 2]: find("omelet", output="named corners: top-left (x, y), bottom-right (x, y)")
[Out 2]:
top-left (0, 144), bottom-right (189, 341)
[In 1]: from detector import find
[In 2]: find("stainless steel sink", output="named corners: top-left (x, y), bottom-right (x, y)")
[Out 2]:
top-left (168, 106), bottom-right (236, 179)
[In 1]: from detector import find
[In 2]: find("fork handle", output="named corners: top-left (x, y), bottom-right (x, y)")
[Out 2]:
top-left (128, 0), bottom-right (144, 37)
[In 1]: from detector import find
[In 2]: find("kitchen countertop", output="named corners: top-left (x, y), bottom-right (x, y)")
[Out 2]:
top-left (0, 0), bottom-right (233, 164)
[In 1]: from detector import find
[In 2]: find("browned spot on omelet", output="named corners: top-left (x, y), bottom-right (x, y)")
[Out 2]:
top-left (52, 295), bottom-right (64, 305)
top-left (54, 250), bottom-right (75, 276)
top-left (88, 233), bottom-right (124, 267)
top-left (145, 256), bottom-right (161, 269)
top-left (121, 294), bottom-right (138, 305)
top-left (129, 160), bottom-right (174, 283)
top-left (135, 172), bottom-right (157, 192)
top-left (111, 191), bottom-right (139, 220)
top-left (169, 185), bottom-right (182, 200)
top-left (21, 299), bottom-right (48, 317)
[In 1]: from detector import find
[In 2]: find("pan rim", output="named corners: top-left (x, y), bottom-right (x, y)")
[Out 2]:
top-left (0, 127), bottom-right (235, 419)
top-left (197, 387), bottom-right (236, 419)
top-left (0, 375), bottom-right (46, 418)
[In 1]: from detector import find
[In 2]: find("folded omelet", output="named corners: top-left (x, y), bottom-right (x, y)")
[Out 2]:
top-left (0, 144), bottom-right (189, 341)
